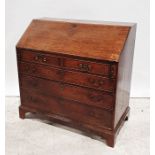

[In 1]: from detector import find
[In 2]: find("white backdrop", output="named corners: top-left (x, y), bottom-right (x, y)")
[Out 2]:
top-left (5, 0), bottom-right (149, 97)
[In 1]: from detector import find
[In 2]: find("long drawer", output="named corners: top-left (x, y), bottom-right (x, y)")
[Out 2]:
top-left (20, 87), bottom-right (113, 129)
top-left (19, 62), bottom-right (115, 92)
top-left (20, 75), bottom-right (114, 110)
top-left (17, 50), bottom-right (115, 77)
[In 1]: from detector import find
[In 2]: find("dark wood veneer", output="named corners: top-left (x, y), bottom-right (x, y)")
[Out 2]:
top-left (19, 62), bottom-right (115, 92)
top-left (20, 75), bottom-right (114, 110)
top-left (20, 88), bottom-right (113, 129)
top-left (16, 18), bottom-right (136, 147)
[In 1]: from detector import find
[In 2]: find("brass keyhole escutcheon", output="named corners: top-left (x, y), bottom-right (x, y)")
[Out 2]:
top-left (79, 63), bottom-right (91, 72)
top-left (60, 82), bottom-right (65, 91)
top-left (34, 55), bottom-right (40, 61)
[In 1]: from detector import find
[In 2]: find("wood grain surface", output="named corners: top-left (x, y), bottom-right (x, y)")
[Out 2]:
top-left (16, 18), bottom-right (136, 147)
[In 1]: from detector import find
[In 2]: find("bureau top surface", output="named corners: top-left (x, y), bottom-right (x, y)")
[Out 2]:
top-left (17, 18), bottom-right (134, 62)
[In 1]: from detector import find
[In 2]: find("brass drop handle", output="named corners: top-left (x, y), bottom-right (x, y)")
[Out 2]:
top-left (34, 55), bottom-right (47, 62)
top-left (79, 63), bottom-right (91, 72)
top-left (42, 57), bottom-right (47, 62)
top-left (24, 65), bottom-right (37, 73)
top-left (88, 78), bottom-right (105, 87)
top-left (89, 94), bottom-right (103, 102)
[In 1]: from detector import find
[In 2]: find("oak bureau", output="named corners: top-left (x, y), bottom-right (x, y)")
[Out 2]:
top-left (16, 18), bottom-right (136, 147)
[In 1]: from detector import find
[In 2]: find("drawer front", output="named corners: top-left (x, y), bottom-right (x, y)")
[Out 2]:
top-left (18, 50), bottom-right (114, 77)
top-left (19, 62), bottom-right (115, 92)
top-left (19, 62), bottom-right (61, 81)
top-left (64, 58), bottom-right (111, 76)
top-left (19, 50), bottom-right (62, 67)
top-left (20, 75), bottom-right (114, 110)
top-left (21, 88), bottom-right (113, 129)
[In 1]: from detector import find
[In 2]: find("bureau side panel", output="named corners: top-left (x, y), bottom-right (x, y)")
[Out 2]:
top-left (114, 24), bottom-right (137, 128)
top-left (16, 48), bottom-right (23, 100)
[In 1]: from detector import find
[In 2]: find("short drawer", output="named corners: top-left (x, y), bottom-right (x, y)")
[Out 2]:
top-left (21, 88), bottom-right (113, 129)
top-left (20, 75), bottom-right (114, 110)
top-left (64, 58), bottom-right (111, 76)
top-left (19, 62), bottom-right (115, 92)
top-left (18, 50), bottom-right (62, 67)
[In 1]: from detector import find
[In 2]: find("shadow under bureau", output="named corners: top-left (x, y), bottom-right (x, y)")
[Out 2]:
top-left (16, 18), bottom-right (136, 147)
